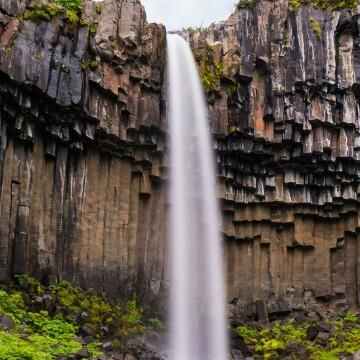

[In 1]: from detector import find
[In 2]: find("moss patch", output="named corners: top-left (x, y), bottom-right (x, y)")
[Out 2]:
top-left (236, 0), bottom-right (261, 9)
top-left (236, 0), bottom-right (358, 11)
top-left (288, 0), bottom-right (358, 11)
top-left (196, 45), bottom-right (223, 94)
top-left (22, 0), bottom-right (84, 24)
top-left (0, 275), bottom-right (162, 359)
top-left (237, 314), bottom-right (360, 359)
top-left (22, 1), bottom-right (62, 22)
top-left (310, 16), bottom-right (322, 40)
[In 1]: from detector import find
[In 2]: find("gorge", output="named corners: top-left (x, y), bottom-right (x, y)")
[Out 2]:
top-left (0, 0), bottom-right (360, 357)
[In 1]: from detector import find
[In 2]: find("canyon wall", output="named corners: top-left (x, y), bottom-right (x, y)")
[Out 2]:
top-left (0, 0), bottom-right (168, 308)
top-left (0, 0), bottom-right (360, 317)
top-left (186, 0), bottom-right (360, 316)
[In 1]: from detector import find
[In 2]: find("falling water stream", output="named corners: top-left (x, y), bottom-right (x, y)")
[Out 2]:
top-left (167, 34), bottom-right (228, 360)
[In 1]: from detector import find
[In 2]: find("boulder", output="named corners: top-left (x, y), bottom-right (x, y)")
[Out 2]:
top-left (0, 314), bottom-right (13, 330)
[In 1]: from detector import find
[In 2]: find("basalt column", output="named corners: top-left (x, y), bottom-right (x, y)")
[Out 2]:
top-left (185, 0), bottom-right (360, 316)
top-left (0, 0), bottom-right (168, 307)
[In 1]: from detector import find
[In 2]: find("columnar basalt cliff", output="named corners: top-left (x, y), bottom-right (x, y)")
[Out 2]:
top-left (186, 0), bottom-right (360, 317)
top-left (0, 0), bottom-right (360, 319)
top-left (0, 0), bottom-right (167, 306)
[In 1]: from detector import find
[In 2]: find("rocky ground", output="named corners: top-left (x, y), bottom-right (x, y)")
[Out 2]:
top-left (230, 309), bottom-right (360, 359)
top-left (0, 276), bottom-right (166, 360)
top-left (0, 276), bottom-right (359, 359)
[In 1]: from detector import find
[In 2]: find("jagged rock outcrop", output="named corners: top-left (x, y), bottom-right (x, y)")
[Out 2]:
top-left (0, 0), bottom-right (360, 319)
top-left (186, 0), bottom-right (360, 316)
top-left (0, 0), bottom-right (167, 307)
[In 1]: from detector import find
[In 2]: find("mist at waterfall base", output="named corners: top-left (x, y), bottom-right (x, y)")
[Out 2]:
top-left (166, 34), bottom-right (228, 360)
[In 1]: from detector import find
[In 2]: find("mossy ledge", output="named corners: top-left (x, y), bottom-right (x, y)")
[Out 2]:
top-left (236, 0), bottom-right (359, 11)
top-left (23, 0), bottom-right (84, 24)
top-left (0, 276), bottom-right (163, 360)
top-left (235, 313), bottom-right (360, 359)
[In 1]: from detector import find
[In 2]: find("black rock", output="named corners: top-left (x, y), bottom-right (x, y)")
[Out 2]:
top-left (316, 332), bottom-right (330, 346)
top-left (231, 349), bottom-right (245, 359)
top-left (80, 325), bottom-right (97, 337)
top-left (76, 348), bottom-right (90, 359)
top-left (76, 335), bottom-right (94, 345)
top-left (102, 341), bottom-right (113, 351)
top-left (80, 311), bottom-right (89, 320)
top-left (318, 321), bottom-right (332, 333)
top-left (307, 326), bottom-right (319, 341)
top-left (0, 314), bottom-right (14, 330)
top-left (284, 340), bottom-right (307, 356)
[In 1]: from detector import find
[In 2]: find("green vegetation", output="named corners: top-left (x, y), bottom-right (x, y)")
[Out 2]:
top-left (56, 0), bottom-right (83, 18)
top-left (237, 314), bottom-right (360, 360)
top-left (23, 1), bottom-right (62, 22)
top-left (89, 23), bottom-right (98, 37)
top-left (184, 26), bottom-right (201, 35)
top-left (22, 0), bottom-right (100, 39)
top-left (198, 45), bottom-right (223, 94)
top-left (0, 275), bottom-right (157, 359)
top-left (22, 0), bottom-right (84, 24)
top-left (236, 0), bottom-right (261, 9)
top-left (236, 0), bottom-right (358, 11)
top-left (225, 83), bottom-right (239, 97)
top-left (310, 16), bottom-right (322, 40)
top-left (288, 0), bottom-right (358, 11)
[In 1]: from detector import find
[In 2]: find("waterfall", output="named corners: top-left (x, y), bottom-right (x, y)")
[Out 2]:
top-left (167, 34), bottom-right (228, 360)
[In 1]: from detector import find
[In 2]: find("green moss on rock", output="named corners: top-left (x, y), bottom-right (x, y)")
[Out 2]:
top-left (237, 314), bottom-right (360, 360)
top-left (22, 0), bottom-right (84, 24)
top-left (22, 1), bottom-right (62, 22)
top-left (310, 16), bottom-right (322, 40)
top-left (236, 0), bottom-right (359, 11)
top-left (198, 45), bottom-right (223, 94)
top-left (288, 0), bottom-right (358, 11)
top-left (236, 0), bottom-right (261, 9)
top-left (0, 275), bottom-right (160, 359)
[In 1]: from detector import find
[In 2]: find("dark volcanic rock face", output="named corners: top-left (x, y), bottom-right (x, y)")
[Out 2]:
top-left (0, 0), bottom-right (167, 308)
top-left (186, 0), bottom-right (360, 316)
top-left (0, 0), bottom-right (359, 319)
